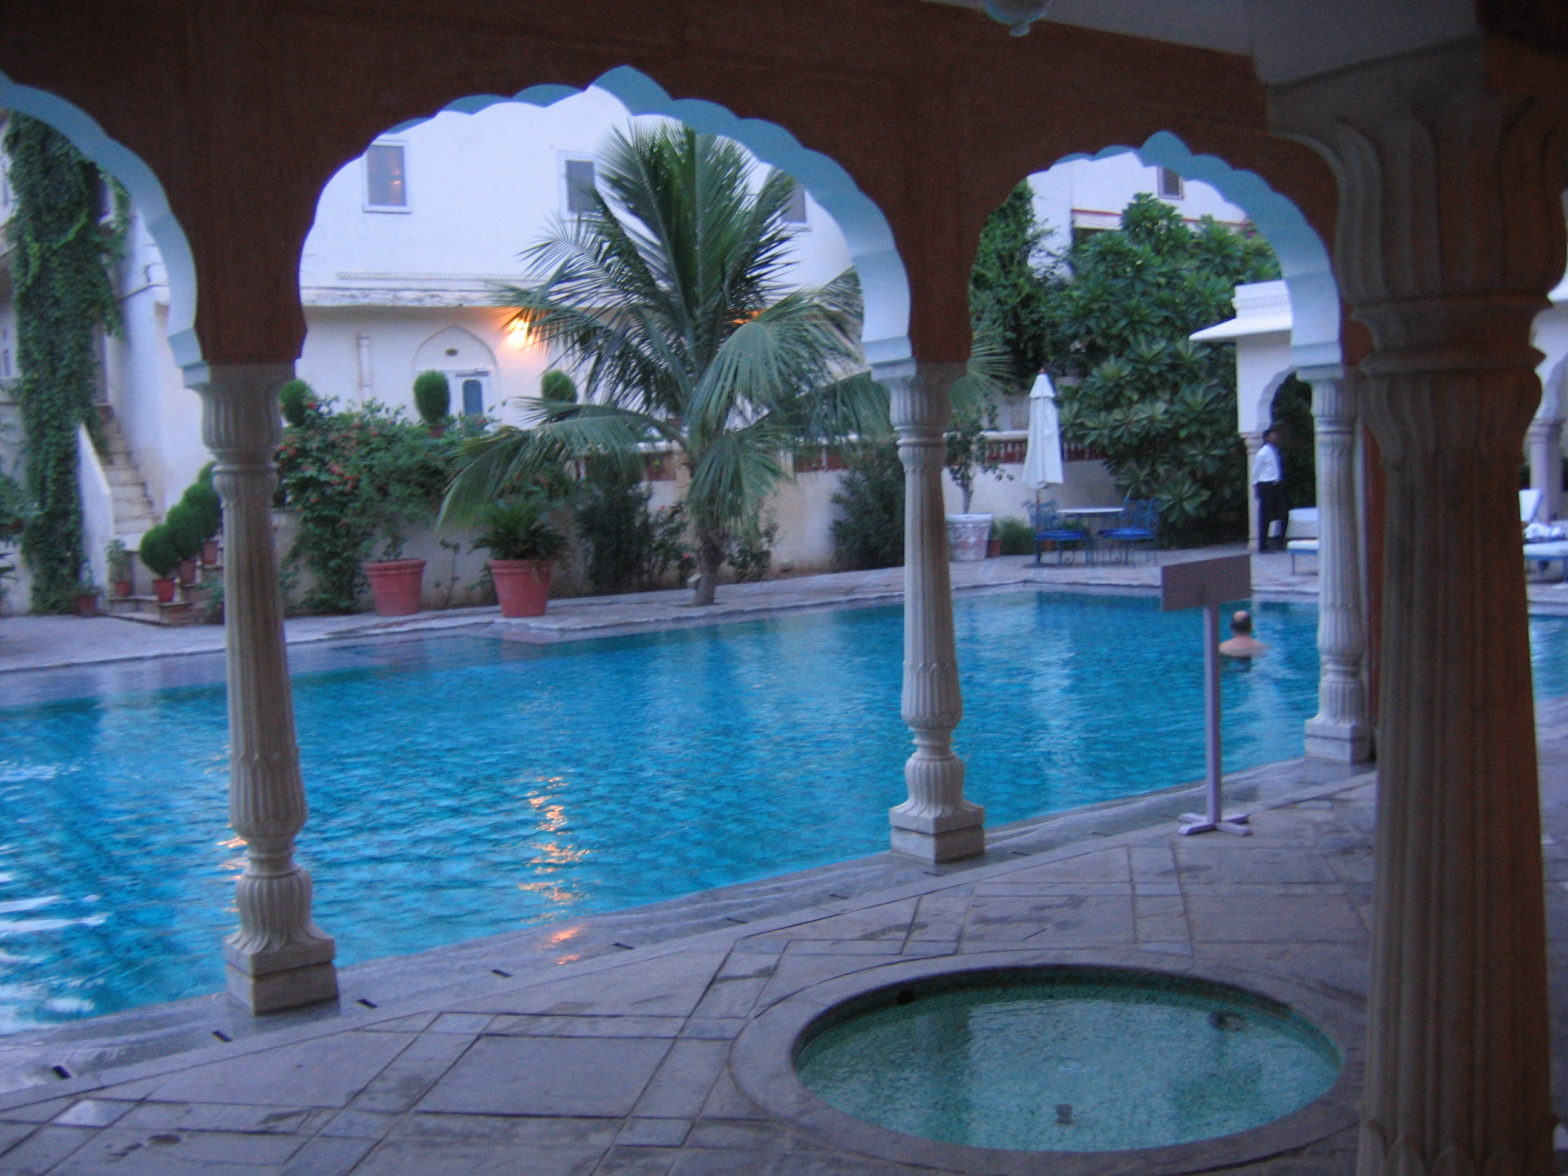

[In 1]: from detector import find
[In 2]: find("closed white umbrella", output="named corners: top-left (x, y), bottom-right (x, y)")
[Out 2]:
top-left (1022, 372), bottom-right (1065, 493)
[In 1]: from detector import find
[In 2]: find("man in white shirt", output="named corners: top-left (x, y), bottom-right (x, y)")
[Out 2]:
top-left (1252, 426), bottom-right (1286, 553)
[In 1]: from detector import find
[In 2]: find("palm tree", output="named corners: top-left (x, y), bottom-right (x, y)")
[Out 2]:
top-left (443, 124), bottom-right (883, 605)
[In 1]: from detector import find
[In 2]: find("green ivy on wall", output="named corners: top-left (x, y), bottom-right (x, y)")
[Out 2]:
top-left (4, 113), bottom-right (126, 612)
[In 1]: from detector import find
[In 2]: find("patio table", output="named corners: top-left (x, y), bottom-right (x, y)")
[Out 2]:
top-left (1057, 506), bottom-right (1124, 564)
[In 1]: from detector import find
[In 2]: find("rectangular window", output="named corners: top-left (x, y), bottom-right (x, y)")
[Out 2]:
top-left (1157, 167), bottom-right (1185, 200)
top-left (365, 142), bottom-right (408, 210)
top-left (564, 158), bottom-right (597, 215)
top-left (782, 182), bottom-right (808, 225)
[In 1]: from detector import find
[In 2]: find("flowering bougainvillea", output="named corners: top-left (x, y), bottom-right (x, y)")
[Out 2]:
top-left (274, 398), bottom-right (470, 613)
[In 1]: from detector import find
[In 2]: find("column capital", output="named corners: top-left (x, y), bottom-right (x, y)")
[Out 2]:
top-left (184, 361), bottom-right (295, 457)
top-left (877, 360), bottom-right (966, 434)
top-left (1271, 41), bottom-right (1568, 363)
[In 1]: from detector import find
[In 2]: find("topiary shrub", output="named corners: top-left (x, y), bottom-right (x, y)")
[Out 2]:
top-left (180, 479), bottom-right (223, 540)
top-left (539, 369), bottom-right (577, 404)
top-left (413, 370), bottom-right (451, 425)
top-left (138, 525), bottom-right (180, 579)
top-left (163, 501), bottom-right (207, 561)
top-left (278, 379), bottom-right (316, 427)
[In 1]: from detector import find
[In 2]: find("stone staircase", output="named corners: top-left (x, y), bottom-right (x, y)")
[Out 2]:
top-left (96, 406), bottom-right (158, 545)
top-left (95, 407), bottom-right (206, 625)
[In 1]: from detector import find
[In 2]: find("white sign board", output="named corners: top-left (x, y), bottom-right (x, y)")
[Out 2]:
top-left (1157, 552), bottom-right (1253, 838)
top-left (1160, 553), bottom-right (1252, 613)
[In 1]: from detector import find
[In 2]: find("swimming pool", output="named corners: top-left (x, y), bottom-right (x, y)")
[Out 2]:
top-left (2, 591), bottom-right (1564, 1029)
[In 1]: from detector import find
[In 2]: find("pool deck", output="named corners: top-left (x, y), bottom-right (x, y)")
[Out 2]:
top-left (0, 547), bottom-right (1563, 1174)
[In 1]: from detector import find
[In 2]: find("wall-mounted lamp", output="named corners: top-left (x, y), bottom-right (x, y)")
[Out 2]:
top-left (984, 0), bottom-right (1050, 36)
top-left (504, 316), bottom-right (532, 350)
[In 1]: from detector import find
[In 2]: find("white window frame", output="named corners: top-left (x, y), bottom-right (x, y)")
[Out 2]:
top-left (363, 140), bottom-right (410, 213)
top-left (561, 155), bottom-right (598, 218)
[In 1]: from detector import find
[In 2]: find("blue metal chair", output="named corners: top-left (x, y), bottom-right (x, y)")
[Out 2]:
top-left (1097, 498), bottom-right (1161, 564)
top-left (1026, 500), bottom-right (1089, 565)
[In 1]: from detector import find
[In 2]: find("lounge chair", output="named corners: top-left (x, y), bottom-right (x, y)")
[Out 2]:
top-left (1026, 500), bottom-right (1089, 565)
top-left (1097, 498), bottom-right (1160, 564)
top-left (1524, 539), bottom-right (1568, 581)
top-left (1284, 507), bottom-right (1319, 573)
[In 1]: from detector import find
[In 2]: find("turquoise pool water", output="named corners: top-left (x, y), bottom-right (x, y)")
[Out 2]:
top-left (796, 968), bottom-right (1340, 1150)
top-left (1, 591), bottom-right (1564, 1029)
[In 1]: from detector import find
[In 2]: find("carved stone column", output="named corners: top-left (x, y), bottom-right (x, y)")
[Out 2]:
top-left (1526, 415), bottom-right (1562, 521)
top-left (186, 362), bottom-right (338, 1013)
top-left (882, 360), bottom-right (985, 862)
top-left (1301, 366), bottom-right (1371, 762)
top-left (1240, 430), bottom-right (1263, 550)
top-left (1274, 45), bottom-right (1565, 1174)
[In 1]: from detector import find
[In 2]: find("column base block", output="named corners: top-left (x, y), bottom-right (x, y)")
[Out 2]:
top-left (1304, 717), bottom-right (1373, 763)
top-left (226, 960), bottom-right (339, 1015)
top-left (224, 932), bottom-right (338, 1014)
top-left (890, 821), bottom-right (984, 865)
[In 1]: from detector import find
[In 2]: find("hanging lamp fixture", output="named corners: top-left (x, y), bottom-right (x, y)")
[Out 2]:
top-left (982, 0), bottom-right (1051, 35)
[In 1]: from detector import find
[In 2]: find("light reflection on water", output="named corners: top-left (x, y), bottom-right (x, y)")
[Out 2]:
top-left (0, 591), bottom-right (1564, 1030)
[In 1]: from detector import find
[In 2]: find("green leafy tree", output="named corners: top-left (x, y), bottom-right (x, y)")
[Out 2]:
top-left (4, 114), bottom-right (127, 611)
top-left (1051, 195), bottom-right (1279, 545)
top-left (444, 125), bottom-right (882, 605)
top-left (969, 181), bottom-right (1068, 391)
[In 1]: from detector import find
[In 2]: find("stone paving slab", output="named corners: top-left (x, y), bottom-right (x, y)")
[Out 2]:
top-left (1, 562), bottom-right (1566, 1172)
top-left (0, 738), bottom-right (1555, 1174)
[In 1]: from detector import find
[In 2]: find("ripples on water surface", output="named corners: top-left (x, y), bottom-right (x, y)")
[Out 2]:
top-left (2, 592), bottom-right (1565, 1028)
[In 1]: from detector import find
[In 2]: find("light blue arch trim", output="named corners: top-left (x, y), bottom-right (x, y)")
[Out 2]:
top-left (0, 71), bottom-right (202, 367)
top-left (1065, 132), bottom-right (1341, 370)
top-left (397, 65), bottom-right (913, 367)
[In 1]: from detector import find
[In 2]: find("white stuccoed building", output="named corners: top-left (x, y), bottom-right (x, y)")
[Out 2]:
top-left (1, 89), bottom-right (1254, 607)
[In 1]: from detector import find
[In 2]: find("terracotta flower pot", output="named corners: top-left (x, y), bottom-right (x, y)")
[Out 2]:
top-left (363, 558), bottom-right (426, 617)
top-left (113, 579), bottom-right (133, 599)
top-left (201, 538), bottom-right (221, 566)
top-left (178, 557), bottom-right (199, 585)
top-left (153, 577), bottom-right (177, 604)
top-left (75, 591), bottom-right (99, 618)
top-left (489, 559), bottom-right (552, 618)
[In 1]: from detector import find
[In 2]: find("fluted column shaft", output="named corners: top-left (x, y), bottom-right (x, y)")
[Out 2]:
top-left (1526, 416), bottom-right (1562, 522)
top-left (1274, 45), bottom-right (1565, 1175)
top-left (883, 360), bottom-right (984, 862)
top-left (1241, 431), bottom-right (1264, 550)
top-left (1302, 368), bottom-right (1371, 762)
top-left (187, 362), bottom-right (338, 1014)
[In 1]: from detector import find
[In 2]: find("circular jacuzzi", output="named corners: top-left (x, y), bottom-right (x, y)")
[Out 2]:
top-left (795, 967), bottom-right (1338, 1152)
top-left (731, 953), bottom-right (1361, 1176)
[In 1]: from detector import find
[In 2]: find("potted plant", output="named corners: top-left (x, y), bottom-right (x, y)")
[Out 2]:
top-left (181, 468), bottom-right (223, 566)
top-left (75, 573), bottom-right (100, 618)
top-left (138, 525), bottom-right (181, 603)
top-left (944, 375), bottom-right (1005, 562)
top-left (413, 370), bottom-right (451, 437)
top-left (472, 493), bottom-right (568, 617)
top-left (106, 538), bottom-right (133, 598)
top-left (164, 500), bottom-right (207, 586)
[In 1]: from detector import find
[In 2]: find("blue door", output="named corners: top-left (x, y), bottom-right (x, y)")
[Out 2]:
top-left (462, 378), bottom-right (483, 416)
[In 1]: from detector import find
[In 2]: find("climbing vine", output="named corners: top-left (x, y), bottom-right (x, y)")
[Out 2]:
top-left (4, 113), bottom-right (127, 612)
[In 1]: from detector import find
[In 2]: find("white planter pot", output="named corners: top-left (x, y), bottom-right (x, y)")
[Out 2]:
top-left (946, 513), bottom-right (993, 562)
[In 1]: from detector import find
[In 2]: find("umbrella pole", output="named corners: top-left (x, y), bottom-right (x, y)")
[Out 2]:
top-left (1033, 489), bottom-right (1043, 566)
